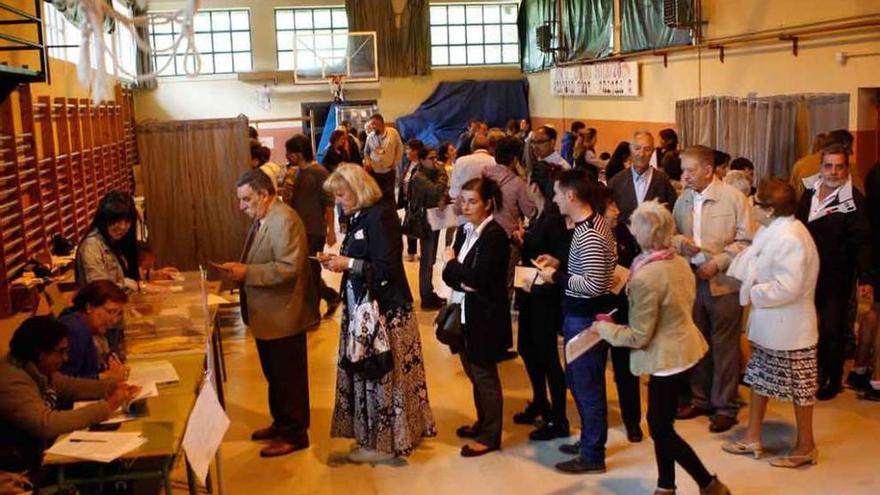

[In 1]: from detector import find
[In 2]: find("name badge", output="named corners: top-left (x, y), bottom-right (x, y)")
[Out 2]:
top-left (354, 229), bottom-right (365, 240)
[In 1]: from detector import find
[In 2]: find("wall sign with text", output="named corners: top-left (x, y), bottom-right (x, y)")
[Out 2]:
top-left (550, 62), bottom-right (640, 97)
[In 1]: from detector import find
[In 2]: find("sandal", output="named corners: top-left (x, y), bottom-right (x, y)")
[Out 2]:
top-left (721, 440), bottom-right (764, 459)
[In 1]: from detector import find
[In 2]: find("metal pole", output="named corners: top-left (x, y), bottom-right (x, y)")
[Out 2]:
top-left (308, 109), bottom-right (317, 156)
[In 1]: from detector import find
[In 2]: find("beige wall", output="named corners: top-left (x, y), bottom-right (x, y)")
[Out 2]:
top-left (529, 0), bottom-right (880, 128)
top-left (134, 0), bottom-right (523, 122)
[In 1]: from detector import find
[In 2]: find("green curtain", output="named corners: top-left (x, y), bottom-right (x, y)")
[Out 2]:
top-left (562, 0), bottom-right (613, 61)
top-left (518, 0), bottom-right (555, 73)
top-left (620, 0), bottom-right (692, 53)
top-left (399, 0), bottom-right (431, 76)
top-left (345, 0), bottom-right (430, 78)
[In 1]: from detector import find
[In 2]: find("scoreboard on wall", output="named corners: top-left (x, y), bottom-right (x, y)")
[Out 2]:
top-left (551, 61), bottom-right (640, 97)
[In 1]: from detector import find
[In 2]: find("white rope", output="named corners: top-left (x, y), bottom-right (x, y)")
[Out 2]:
top-left (64, 0), bottom-right (202, 103)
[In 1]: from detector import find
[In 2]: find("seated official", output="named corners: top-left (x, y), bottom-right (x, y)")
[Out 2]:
top-left (59, 281), bottom-right (130, 382)
top-left (0, 316), bottom-right (139, 481)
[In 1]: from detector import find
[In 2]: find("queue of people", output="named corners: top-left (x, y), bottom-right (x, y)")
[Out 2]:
top-left (4, 114), bottom-right (879, 495)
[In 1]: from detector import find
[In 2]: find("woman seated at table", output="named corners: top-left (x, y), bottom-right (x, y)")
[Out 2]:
top-left (59, 281), bottom-right (130, 382)
top-left (75, 191), bottom-right (141, 291)
top-left (0, 316), bottom-right (139, 482)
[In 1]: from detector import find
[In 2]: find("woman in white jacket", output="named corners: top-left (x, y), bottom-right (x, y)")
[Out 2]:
top-left (723, 177), bottom-right (821, 469)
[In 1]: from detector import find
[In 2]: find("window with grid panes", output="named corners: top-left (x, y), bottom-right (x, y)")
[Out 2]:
top-left (429, 2), bottom-right (519, 67)
top-left (149, 9), bottom-right (252, 76)
top-left (275, 7), bottom-right (348, 71)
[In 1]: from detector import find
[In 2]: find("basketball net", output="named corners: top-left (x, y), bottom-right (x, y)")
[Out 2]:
top-left (59, 0), bottom-right (202, 103)
top-left (328, 74), bottom-right (346, 103)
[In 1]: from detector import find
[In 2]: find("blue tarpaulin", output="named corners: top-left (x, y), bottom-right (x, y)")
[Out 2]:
top-left (394, 79), bottom-right (530, 149)
top-left (315, 103), bottom-right (339, 165)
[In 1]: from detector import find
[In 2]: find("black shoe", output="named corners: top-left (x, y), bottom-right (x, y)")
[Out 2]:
top-left (455, 424), bottom-right (480, 439)
top-left (513, 402), bottom-right (546, 425)
top-left (500, 349), bottom-right (519, 362)
top-left (323, 297), bottom-right (342, 319)
top-left (558, 441), bottom-right (581, 455)
top-left (816, 382), bottom-right (841, 401)
top-left (860, 387), bottom-right (880, 401)
top-left (625, 423), bottom-right (644, 443)
top-left (420, 297), bottom-right (446, 311)
top-left (529, 420), bottom-right (570, 441)
top-left (709, 415), bottom-right (738, 433)
top-left (676, 404), bottom-right (712, 420)
top-left (555, 456), bottom-right (606, 474)
top-left (846, 370), bottom-right (871, 391)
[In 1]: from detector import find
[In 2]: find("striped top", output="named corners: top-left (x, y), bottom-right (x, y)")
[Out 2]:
top-left (553, 213), bottom-right (617, 299)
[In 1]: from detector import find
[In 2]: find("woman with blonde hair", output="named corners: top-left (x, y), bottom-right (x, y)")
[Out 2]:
top-left (590, 200), bottom-right (730, 495)
top-left (321, 164), bottom-right (436, 463)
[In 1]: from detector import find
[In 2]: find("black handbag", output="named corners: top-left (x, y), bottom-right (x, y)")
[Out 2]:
top-left (434, 302), bottom-right (463, 351)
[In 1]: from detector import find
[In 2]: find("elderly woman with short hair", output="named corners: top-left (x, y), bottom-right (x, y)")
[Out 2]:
top-left (321, 164), bottom-right (436, 463)
top-left (724, 177), bottom-right (821, 468)
top-left (591, 200), bottom-right (730, 495)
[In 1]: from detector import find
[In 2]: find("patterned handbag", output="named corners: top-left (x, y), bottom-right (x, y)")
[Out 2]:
top-left (341, 289), bottom-right (393, 380)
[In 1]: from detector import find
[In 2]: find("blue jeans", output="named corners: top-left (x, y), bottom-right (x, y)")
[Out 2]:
top-left (563, 312), bottom-right (608, 463)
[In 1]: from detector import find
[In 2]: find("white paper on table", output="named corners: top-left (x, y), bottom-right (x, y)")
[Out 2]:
top-left (158, 307), bottom-right (189, 317)
top-left (513, 266), bottom-right (545, 290)
top-left (182, 381), bottom-right (230, 486)
top-left (564, 328), bottom-right (604, 364)
top-left (73, 402), bottom-right (135, 425)
top-left (47, 431), bottom-right (146, 462)
top-left (611, 265), bottom-right (630, 295)
top-left (130, 380), bottom-right (159, 400)
top-left (129, 360), bottom-right (180, 384)
top-left (426, 206), bottom-right (460, 231)
top-left (206, 294), bottom-right (228, 306)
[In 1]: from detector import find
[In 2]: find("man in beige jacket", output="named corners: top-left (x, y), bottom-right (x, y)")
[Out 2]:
top-left (219, 170), bottom-right (319, 457)
top-left (672, 145), bottom-right (752, 433)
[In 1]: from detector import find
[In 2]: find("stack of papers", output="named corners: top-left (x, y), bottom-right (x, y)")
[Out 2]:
top-left (564, 329), bottom-right (604, 364)
top-left (46, 431), bottom-right (146, 462)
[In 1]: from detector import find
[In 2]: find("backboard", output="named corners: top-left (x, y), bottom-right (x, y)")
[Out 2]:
top-left (291, 31), bottom-right (378, 85)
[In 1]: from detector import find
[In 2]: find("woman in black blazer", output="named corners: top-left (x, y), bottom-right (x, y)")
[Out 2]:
top-left (511, 162), bottom-right (571, 440)
top-left (442, 177), bottom-right (511, 457)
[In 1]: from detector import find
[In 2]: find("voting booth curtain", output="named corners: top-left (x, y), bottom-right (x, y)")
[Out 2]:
top-left (135, 117), bottom-right (251, 271)
top-left (619, 0), bottom-right (692, 53)
top-left (675, 94), bottom-right (849, 180)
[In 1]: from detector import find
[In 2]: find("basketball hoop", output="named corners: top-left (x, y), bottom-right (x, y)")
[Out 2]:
top-left (58, 0), bottom-right (203, 102)
top-left (328, 74), bottom-right (346, 103)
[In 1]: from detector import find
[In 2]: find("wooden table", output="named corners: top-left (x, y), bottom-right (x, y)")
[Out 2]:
top-left (44, 272), bottom-right (230, 495)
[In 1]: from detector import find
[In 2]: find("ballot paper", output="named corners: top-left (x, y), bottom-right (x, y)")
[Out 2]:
top-left (129, 360), bottom-right (180, 385)
top-left (73, 401), bottom-right (137, 425)
top-left (47, 431), bottom-right (146, 462)
top-left (206, 294), bottom-right (228, 306)
top-left (611, 265), bottom-right (630, 295)
top-left (564, 328), bottom-right (604, 364)
top-left (426, 206), bottom-right (460, 231)
top-left (182, 381), bottom-right (230, 486)
top-left (513, 266), bottom-right (546, 290)
top-left (131, 380), bottom-right (159, 400)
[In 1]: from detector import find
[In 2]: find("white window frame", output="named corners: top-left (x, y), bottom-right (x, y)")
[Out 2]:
top-left (429, 2), bottom-right (520, 68)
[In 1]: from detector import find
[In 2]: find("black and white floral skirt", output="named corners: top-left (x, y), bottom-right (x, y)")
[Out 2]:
top-left (330, 288), bottom-right (436, 455)
top-left (745, 343), bottom-right (818, 406)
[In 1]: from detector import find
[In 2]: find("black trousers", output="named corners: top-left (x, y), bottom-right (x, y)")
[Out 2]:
top-left (460, 353), bottom-right (503, 448)
top-left (418, 231), bottom-right (439, 301)
top-left (610, 346), bottom-right (642, 427)
top-left (648, 371), bottom-right (713, 490)
top-left (369, 169), bottom-right (397, 206)
top-left (255, 333), bottom-right (310, 440)
top-left (816, 292), bottom-right (850, 387)
top-left (406, 236), bottom-right (418, 256)
top-left (517, 289), bottom-right (567, 423)
top-left (307, 234), bottom-right (340, 304)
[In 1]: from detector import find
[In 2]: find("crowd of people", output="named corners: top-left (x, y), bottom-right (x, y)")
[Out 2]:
top-left (2, 112), bottom-right (879, 495)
